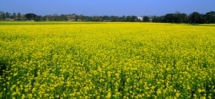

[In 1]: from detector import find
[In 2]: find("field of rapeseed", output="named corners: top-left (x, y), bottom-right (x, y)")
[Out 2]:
top-left (0, 22), bottom-right (215, 98)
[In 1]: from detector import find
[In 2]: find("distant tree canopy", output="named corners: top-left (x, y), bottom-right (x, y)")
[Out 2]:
top-left (25, 13), bottom-right (37, 20)
top-left (0, 11), bottom-right (6, 20)
top-left (143, 16), bottom-right (150, 22)
top-left (151, 11), bottom-right (215, 24)
top-left (0, 11), bottom-right (215, 24)
top-left (188, 12), bottom-right (203, 24)
top-left (205, 11), bottom-right (215, 23)
top-left (163, 12), bottom-right (187, 23)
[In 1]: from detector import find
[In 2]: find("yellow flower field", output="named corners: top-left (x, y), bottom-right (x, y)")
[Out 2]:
top-left (0, 22), bottom-right (215, 98)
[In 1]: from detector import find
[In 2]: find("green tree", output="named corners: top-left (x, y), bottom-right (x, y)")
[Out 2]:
top-left (25, 13), bottom-right (37, 21)
top-left (125, 16), bottom-right (131, 22)
top-left (122, 15), bottom-right (126, 21)
top-left (35, 15), bottom-right (42, 21)
top-left (17, 13), bottom-right (21, 20)
top-left (179, 13), bottom-right (188, 23)
top-left (79, 14), bottom-right (84, 21)
top-left (75, 15), bottom-right (79, 21)
top-left (52, 14), bottom-right (58, 21)
top-left (0, 11), bottom-right (6, 20)
top-left (143, 16), bottom-right (150, 22)
top-left (131, 16), bottom-right (137, 22)
top-left (60, 14), bottom-right (67, 21)
top-left (91, 16), bottom-right (101, 21)
top-left (125, 16), bottom-right (137, 22)
top-left (110, 16), bottom-right (119, 22)
top-left (188, 12), bottom-right (202, 24)
top-left (205, 11), bottom-right (215, 23)
top-left (102, 15), bottom-right (110, 21)
top-left (13, 13), bottom-right (16, 19)
top-left (174, 12), bottom-right (187, 23)
top-left (5, 12), bottom-right (10, 19)
top-left (163, 14), bottom-right (175, 23)
top-left (199, 14), bottom-right (206, 23)
top-left (118, 16), bottom-right (125, 22)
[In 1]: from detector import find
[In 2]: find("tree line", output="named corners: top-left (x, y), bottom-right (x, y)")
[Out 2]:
top-left (0, 11), bottom-right (215, 24)
top-left (153, 11), bottom-right (215, 24)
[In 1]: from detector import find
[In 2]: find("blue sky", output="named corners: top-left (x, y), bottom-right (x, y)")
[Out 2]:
top-left (0, 0), bottom-right (215, 16)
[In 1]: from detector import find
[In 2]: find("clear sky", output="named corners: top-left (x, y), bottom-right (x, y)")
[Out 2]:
top-left (0, 0), bottom-right (215, 16)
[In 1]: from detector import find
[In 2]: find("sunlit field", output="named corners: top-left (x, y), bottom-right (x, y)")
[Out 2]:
top-left (0, 22), bottom-right (215, 99)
